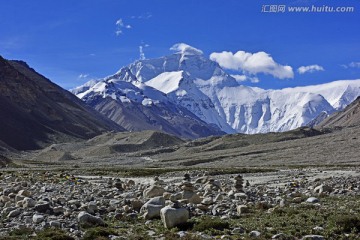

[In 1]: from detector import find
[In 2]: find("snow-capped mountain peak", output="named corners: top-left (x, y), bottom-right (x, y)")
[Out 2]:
top-left (72, 43), bottom-right (360, 135)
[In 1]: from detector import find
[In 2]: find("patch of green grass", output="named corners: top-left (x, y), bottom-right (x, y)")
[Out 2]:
top-left (162, 231), bottom-right (203, 240)
top-left (86, 167), bottom-right (276, 177)
top-left (82, 227), bottom-right (117, 240)
top-left (0, 237), bottom-right (25, 240)
top-left (228, 196), bottom-right (360, 239)
top-left (65, 195), bottom-right (360, 239)
top-left (2, 228), bottom-right (33, 240)
top-left (332, 215), bottom-right (360, 233)
top-left (34, 228), bottom-right (74, 240)
top-left (192, 216), bottom-right (230, 235)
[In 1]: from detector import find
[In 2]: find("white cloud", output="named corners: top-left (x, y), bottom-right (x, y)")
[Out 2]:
top-left (115, 18), bottom-right (131, 36)
top-left (231, 74), bottom-right (247, 82)
top-left (349, 62), bottom-right (360, 68)
top-left (342, 62), bottom-right (360, 69)
top-left (142, 13), bottom-right (153, 19)
top-left (170, 43), bottom-right (203, 55)
top-left (297, 64), bottom-right (324, 74)
top-left (139, 43), bottom-right (149, 60)
top-left (78, 74), bottom-right (89, 79)
top-left (210, 50), bottom-right (294, 79)
top-left (133, 12), bottom-right (152, 19)
top-left (139, 46), bottom-right (145, 60)
top-left (251, 77), bottom-right (260, 83)
top-left (231, 74), bottom-right (260, 83)
top-left (116, 19), bottom-right (124, 26)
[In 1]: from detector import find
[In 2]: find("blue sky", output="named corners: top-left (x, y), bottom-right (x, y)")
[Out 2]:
top-left (1, 0), bottom-right (359, 89)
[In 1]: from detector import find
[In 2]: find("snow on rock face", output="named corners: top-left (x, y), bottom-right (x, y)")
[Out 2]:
top-left (146, 71), bottom-right (183, 94)
top-left (128, 49), bottom-right (226, 83)
top-left (166, 74), bottom-right (236, 134)
top-left (280, 80), bottom-right (360, 110)
top-left (73, 74), bottom-right (167, 106)
top-left (216, 81), bottom-right (360, 133)
top-left (142, 98), bottom-right (155, 106)
top-left (336, 85), bottom-right (360, 110)
top-left (194, 83), bottom-right (335, 134)
top-left (77, 81), bottom-right (108, 99)
top-left (106, 67), bottom-right (137, 83)
top-left (70, 79), bottom-right (99, 95)
top-left (266, 91), bottom-right (334, 133)
top-left (72, 43), bottom-right (360, 135)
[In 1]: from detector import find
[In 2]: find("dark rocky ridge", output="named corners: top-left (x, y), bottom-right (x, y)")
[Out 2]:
top-left (0, 56), bottom-right (124, 151)
top-left (316, 96), bottom-right (360, 129)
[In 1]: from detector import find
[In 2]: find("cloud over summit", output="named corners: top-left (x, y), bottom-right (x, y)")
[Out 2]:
top-left (170, 43), bottom-right (203, 55)
top-left (210, 50), bottom-right (294, 79)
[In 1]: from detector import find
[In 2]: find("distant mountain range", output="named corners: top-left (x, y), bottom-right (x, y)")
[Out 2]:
top-left (0, 56), bottom-right (123, 151)
top-left (2, 44), bottom-right (360, 151)
top-left (73, 44), bottom-right (360, 135)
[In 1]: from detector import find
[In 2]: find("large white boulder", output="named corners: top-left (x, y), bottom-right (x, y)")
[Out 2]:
top-left (140, 196), bottom-right (165, 219)
top-left (160, 206), bottom-right (189, 229)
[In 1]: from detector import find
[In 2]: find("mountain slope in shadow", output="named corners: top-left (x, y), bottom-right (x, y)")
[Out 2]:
top-left (0, 56), bottom-right (124, 151)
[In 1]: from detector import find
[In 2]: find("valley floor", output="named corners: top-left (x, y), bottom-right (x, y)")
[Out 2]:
top-left (0, 125), bottom-right (359, 239)
top-left (0, 166), bottom-right (359, 239)
top-left (6, 125), bottom-right (360, 170)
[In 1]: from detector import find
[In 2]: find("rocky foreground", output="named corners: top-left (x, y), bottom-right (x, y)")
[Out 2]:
top-left (0, 168), bottom-right (360, 240)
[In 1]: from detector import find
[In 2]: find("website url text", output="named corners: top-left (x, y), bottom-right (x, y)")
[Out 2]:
top-left (261, 5), bottom-right (355, 13)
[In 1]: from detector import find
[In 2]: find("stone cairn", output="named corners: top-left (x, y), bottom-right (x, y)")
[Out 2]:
top-left (183, 173), bottom-right (191, 182)
top-left (179, 174), bottom-right (202, 204)
top-left (180, 173), bottom-right (194, 191)
top-left (233, 175), bottom-right (244, 192)
top-left (180, 181), bottom-right (195, 192)
top-left (113, 178), bottom-right (124, 191)
top-left (153, 176), bottom-right (165, 186)
top-left (107, 178), bottom-right (113, 188)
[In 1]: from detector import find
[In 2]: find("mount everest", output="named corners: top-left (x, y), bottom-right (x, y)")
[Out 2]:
top-left (72, 43), bottom-right (360, 136)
